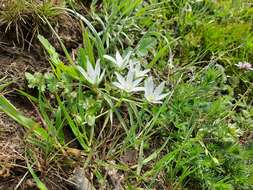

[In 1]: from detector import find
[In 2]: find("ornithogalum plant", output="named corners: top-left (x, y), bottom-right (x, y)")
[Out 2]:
top-left (113, 70), bottom-right (144, 93)
top-left (104, 50), bottom-right (131, 70)
top-left (77, 58), bottom-right (105, 86)
top-left (144, 77), bottom-right (169, 104)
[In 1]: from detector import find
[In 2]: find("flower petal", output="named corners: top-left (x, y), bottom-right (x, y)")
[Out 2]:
top-left (115, 72), bottom-right (125, 85)
top-left (133, 77), bottom-right (143, 87)
top-left (98, 69), bottom-right (105, 85)
top-left (77, 66), bottom-right (90, 82)
top-left (86, 59), bottom-right (94, 73)
top-left (156, 92), bottom-right (169, 101)
top-left (151, 100), bottom-right (163, 104)
top-left (104, 55), bottom-right (117, 64)
top-left (113, 81), bottom-right (124, 90)
top-left (124, 51), bottom-right (132, 62)
top-left (116, 51), bottom-right (123, 67)
top-left (129, 60), bottom-right (135, 71)
top-left (127, 70), bottom-right (134, 84)
top-left (154, 81), bottom-right (165, 97)
top-left (95, 59), bottom-right (101, 76)
top-left (144, 77), bottom-right (154, 97)
top-left (131, 87), bottom-right (145, 92)
top-left (86, 59), bottom-right (96, 81)
top-left (137, 69), bottom-right (150, 78)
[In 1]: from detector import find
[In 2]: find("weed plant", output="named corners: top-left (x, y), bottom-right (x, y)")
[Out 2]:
top-left (0, 0), bottom-right (253, 189)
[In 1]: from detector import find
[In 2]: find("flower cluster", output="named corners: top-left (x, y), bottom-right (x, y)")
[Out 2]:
top-left (105, 51), bottom-right (169, 104)
top-left (236, 61), bottom-right (252, 70)
top-left (77, 51), bottom-right (169, 104)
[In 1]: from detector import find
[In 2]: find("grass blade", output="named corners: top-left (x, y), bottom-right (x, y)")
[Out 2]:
top-left (0, 95), bottom-right (48, 140)
top-left (27, 162), bottom-right (48, 190)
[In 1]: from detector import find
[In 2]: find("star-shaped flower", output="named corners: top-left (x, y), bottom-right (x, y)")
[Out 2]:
top-left (144, 77), bottom-right (169, 104)
top-left (129, 60), bottom-right (150, 78)
top-left (104, 50), bottom-right (131, 70)
top-left (113, 70), bottom-right (144, 93)
top-left (77, 59), bottom-right (105, 86)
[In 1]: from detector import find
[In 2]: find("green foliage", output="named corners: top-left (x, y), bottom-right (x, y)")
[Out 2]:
top-left (203, 22), bottom-right (253, 53)
top-left (2, 0), bottom-right (253, 189)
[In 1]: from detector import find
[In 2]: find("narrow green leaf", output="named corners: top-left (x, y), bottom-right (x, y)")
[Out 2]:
top-left (56, 95), bottom-right (90, 151)
top-left (0, 95), bottom-right (48, 140)
top-left (27, 162), bottom-right (48, 190)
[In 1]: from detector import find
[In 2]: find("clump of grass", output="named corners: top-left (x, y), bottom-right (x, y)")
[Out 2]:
top-left (0, 0), bottom-right (65, 46)
top-left (0, 0), bottom-right (64, 24)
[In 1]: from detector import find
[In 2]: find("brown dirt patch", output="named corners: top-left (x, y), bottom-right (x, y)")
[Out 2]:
top-left (0, 30), bottom-right (48, 188)
top-left (0, 7), bottom-right (82, 189)
top-left (0, 111), bottom-right (27, 190)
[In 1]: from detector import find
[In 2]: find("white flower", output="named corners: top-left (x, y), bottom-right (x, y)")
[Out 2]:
top-left (77, 59), bottom-right (105, 86)
top-left (236, 61), bottom-right (252, 70)
top-left (129, 60), bottom-right (150, 78)
top-left (104, 50), bottom-right (131, 70)
top-left (144, 77), bottom-right (169, 104)
top-left (113, 70), bottom-right (144, 93)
